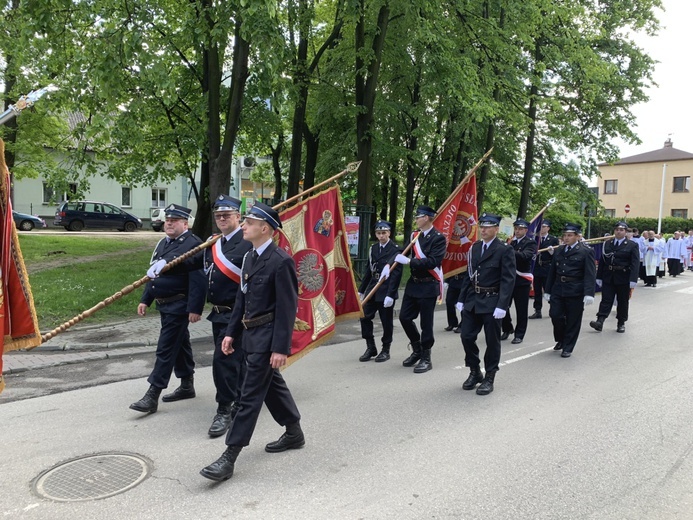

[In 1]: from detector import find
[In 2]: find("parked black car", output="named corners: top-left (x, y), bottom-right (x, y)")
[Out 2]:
top-left (12, 210), bottom-right (47, 231)
top-left (54, 201), bottom-right (143, 232)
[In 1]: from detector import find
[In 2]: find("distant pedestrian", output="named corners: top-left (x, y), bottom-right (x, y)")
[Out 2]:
top-left (545, 223), bottom-right (596, 357)
top-left (666, 232), bottom-right (685, 277)
top-left (640, 230), bottom-right (664, 287)
top-left (200, 202), bottom-right (303, 483)
top-left (357, 220), bottom-right (402, 362)
top-left (395, 206), bottom-right (446, 373)
top-left (590, 222), bottom-right (639, 334)
top-left (457, 213), bottom-right (516, 395)
top-left (130, 204), bottom-right (206, 414)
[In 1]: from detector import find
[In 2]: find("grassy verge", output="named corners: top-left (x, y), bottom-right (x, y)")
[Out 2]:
top-left (19, 235), bottom-right (144, 264)
top-left (18, 235), bottom-right (163, 330)
top-left (28, 252), bottom-right (156, 330)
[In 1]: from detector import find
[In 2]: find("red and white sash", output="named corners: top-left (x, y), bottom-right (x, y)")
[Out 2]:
top-left (211, 236), bottom-right (241, 284)
top-left (412, 232), bottom-right (445, 301)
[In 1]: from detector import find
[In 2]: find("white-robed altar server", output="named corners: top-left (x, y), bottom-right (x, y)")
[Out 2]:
top-left (640, 231), bottom-right (665, 287)
top-left (666, 232), bottom-right (686, 277)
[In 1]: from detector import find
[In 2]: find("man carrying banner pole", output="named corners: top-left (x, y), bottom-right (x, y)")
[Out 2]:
top-left (394, 206), bottom-right (447, 373)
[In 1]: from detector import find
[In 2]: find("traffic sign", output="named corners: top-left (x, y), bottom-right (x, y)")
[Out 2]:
top-left (625, 204), bottom-right (631, 214)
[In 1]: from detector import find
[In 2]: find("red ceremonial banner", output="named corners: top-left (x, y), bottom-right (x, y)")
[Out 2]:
top-left (1, 139), bottom-right (42, 393)
top-left (433, 176), bottom-right (478, 278)
top-left (274, 186), bottom-right (362, 356)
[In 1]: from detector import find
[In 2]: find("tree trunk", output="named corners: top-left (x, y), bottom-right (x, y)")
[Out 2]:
top-left (271, 136), bottom-right (284, 205)
top-left (355, 2), bottom-right (390, 208)
top-left (303, 123), bottom-right (319, 190)
top-left (388, 176), bottom-right (398, 238)
top-left (519, 41), bottom-right (543, 219)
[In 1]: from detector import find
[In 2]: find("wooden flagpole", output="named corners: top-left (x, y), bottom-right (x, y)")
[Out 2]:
top-left (360, 148), bottom-right (493, 306)
top-left (536, 234), bottom-right (615, 253)
top-left (40, 161), bottom-right (362, 343)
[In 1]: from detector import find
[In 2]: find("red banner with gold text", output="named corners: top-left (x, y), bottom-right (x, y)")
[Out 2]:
top-left (274, 186), bottom-right (362, 356)
top-left (433, 176), bottom-right (478, 278)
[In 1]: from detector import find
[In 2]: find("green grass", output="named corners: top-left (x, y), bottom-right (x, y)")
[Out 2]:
top-left (16, 234), bottom-right (165, 330)
top-left (19, 235), bottom-right (144, 264)
top-left (28, 251), bottom-right (157, 329)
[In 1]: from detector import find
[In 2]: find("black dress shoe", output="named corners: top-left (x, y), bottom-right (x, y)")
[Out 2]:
top-left (130, 386), bottom-right (161, 413)
top-left (208, 412), bottom-right (233, 438)
top-left (265, 431), bottom-right (305, 453)
top-left (561, 351), bottom-right (571, 358)
top-left (528, 312), bottom-right (542, 319)
top-left (453, 326), bottom-right (461, 334)
top-left (511, 337), bottom-right (523, 344)
top-left (162, 377), bottom-right (196, 402)
top-left (444, 325), bottom-right (455, 331)
top-left (617, 323), bottom-right (625, 333)
top-left (200, 446), bottom-right (242, 482)
top-left (589, 320), bottom-right (603, 332)
top-left (553, 342), bottom-right (562, 351)
top-left (500, 331), bottom-right (512, 341)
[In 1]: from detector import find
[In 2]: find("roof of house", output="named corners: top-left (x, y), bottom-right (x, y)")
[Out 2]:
top-left (601, 139), bottom-right (693, 166)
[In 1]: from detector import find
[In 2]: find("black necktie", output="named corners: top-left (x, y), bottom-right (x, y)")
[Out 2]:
top-left (221, 236), bottom-right (227, 246)
top-left (252, 250), bottom-right (259, 262)
top-left (566, 246), bottom-right (571, 253)
top-left (482, 244), bottom-right (488, 256)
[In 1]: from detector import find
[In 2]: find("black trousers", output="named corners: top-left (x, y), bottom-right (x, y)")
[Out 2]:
top-left (226, 351), bottom-right (301, 447)
top-left (597, 282), bottom-right (630, 323)
top-left (360, 299), bottom-right (394, 346)
top-left (548, 295), bottom-right (584, 353)
top-left (501, 283), bottom-right (531, 338)
top-left (532, 275), bottom-right (548, 312)
top-left (668, 258), bottom-right (682, 276)
top-left (460, 308), bottom-right (501, 373)
top-left (148, 312), bottom-right (195, 389)
top-left (399, 295), bottom-right (437, 349)
top-left (445, 284), bottom-right (462, 327)
top-left (212, 321), bottom-right (246, 406)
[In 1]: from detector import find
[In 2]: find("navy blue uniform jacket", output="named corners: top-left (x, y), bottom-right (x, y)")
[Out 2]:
top-left (226, 242), bottom-right (298, 356)
top-left (596, 238), bottom-right (640, 285)
top-left (141, 231), bottom-right (206, 315)
top-left (358, 240), bottom-right (402, 302)
top-left (545, 242), bottom-right (596, 298)
top-left (458, 238), bottom-right (516, 314)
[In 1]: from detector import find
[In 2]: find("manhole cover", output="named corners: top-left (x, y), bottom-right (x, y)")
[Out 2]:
top-left (33, 452), bottom-right (152, 502)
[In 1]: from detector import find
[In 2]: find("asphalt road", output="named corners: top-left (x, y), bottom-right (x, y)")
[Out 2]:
top-left (2, 276), bottom-right (693, 519)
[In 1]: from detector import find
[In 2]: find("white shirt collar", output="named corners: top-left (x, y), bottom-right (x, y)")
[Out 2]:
top-left (255, 238), bottom-right (273, 257)
top-left (224, 227), bottom-right (242, 241)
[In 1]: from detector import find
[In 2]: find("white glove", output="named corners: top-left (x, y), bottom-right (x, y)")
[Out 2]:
top-left (444, 282), bottom-right (449, 290)
top-left (358, 292), bottom-right (364, 301)
top-left (379, 264), bottom-right (390, 282)
top-left (147, 259), bottom-right (167, 279)
top-left (543, 293), bottom-right (551, 302)
top-left (583, 295), bottom-right (594, 305)
top-left (492, 308), bottom-right (506, 319)
top-left (548, 246), bottom-right (554, 255)
top-left (383, 296), bottom-right (394, 308)
top-left (394, 253), bottom-right (410, 265)
top-left (596, 279), bottom-right (602, 288)
top-left (629, 282), bottom-right (637, 289)
top-left (455, 302), bottom-right (464, 312)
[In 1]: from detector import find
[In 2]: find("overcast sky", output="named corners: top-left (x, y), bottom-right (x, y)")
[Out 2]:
top-left (613, 1), bottom-right (693, 158)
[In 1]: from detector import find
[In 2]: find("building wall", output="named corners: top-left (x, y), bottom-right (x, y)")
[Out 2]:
top-left (598, 159), bottom-right (693, 219)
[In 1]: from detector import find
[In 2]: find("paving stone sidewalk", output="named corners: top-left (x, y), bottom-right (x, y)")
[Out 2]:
top-left (3, 315), bottom-right (213, 375)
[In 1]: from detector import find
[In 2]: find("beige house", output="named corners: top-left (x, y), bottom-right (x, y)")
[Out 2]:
top-left (597, 139), bottom-right (693, 219)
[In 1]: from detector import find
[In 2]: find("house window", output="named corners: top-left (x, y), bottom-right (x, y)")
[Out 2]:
top-left (673, 176), bottom-right (690, 193)
top-left (604, 209), bottom-right (616, 217)
top-left (121, 187), bottom-right (132, 207)
top-left (42, 182), bottom-right (77, 204)
top-left (671, 209), bottom-right (688, 219)
top-left (151, 188), bottom-right (166, 208)
top-left (604, 180), bottom-right (618, 194)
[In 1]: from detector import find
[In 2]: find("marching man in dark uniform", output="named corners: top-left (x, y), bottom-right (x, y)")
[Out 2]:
top-left (200, 202), bottom-right (303, 483)
top-left (530, 219), bottom-right (559, 319)
top-left (394, 205), bottom-right (447, 373)
top-left (130, 204), bottom-right (206, 413)
top-left (444, 274), bottom-right (464, 333)
top-left (544, 223), bottom-right (596, 357)
top-left (590, 221), bottom-right (640, 333)
top-left (500, 218), bottom-right (537, 344)
top-left (357, 220), bottom-right (402, 362)
top-left (456, 213), bottom-right (515, 395)
top-left (202, 195), bottom-right (252, 437)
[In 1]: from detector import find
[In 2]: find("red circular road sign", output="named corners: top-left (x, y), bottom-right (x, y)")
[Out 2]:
top-left (625, 204), bottom-right (631, 214)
